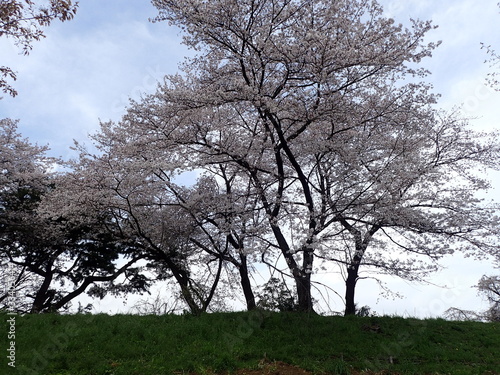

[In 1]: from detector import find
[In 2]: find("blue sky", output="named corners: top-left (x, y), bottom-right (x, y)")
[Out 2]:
top-left (1, 0), bottom-right (499, 316)
top-left (0, 0), bottom-right (191, 158)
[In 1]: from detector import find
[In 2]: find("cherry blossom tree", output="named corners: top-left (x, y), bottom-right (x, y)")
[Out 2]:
top-left (0, 118), bottom-right (146, 313)
top-left (314, 109), bottom-right (500, 314)
top-left (144, 0), bottom-right (443, 312)
top-left (0, 0), bottom-right (78, 96)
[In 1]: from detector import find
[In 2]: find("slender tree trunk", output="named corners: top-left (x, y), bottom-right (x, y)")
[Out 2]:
top-left (238, 256), bottom-right (256, 310)
top-left (344, 265), bottom-right (358, 316)
top-left (202, 256), bottom-right (224, 312)
top-left (295, 249), bottom-right (314, 312)
top-left (339, 221), bottom-right (380, 316)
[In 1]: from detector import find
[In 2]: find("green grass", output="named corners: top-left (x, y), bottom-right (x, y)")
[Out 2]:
top-left (2, 311), bottom-right (499, 375)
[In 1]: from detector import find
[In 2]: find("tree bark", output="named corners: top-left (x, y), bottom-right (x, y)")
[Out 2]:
top-left (238, 255), bottom-right (256, 310)
top-left (295, 272), bottom-right (313, 312)
top-left (28, 256), bottom-right (60, 314)
top-left (30, 269), bottom-right (53, 313)
top-left (270, 225), bottom-right (314, 312)
top-left (296, 248), bottom-right (314, 312)
top-left (344, 265), bottom-right (359, 316)
top-left (167, 260), bottom-right (202, 315)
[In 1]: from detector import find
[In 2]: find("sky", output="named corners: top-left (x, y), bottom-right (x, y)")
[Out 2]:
top-left (1, 0), bottom-right (500, 317)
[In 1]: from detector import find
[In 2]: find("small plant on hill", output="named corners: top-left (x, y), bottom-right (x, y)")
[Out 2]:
top-left (355, 305), bottom-right (377, 317)
top-left (256, 277), bottom-right (298, 312)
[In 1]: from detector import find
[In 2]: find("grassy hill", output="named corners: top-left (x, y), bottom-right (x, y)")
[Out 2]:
top-left (2, 311), bottom-right (499, 375)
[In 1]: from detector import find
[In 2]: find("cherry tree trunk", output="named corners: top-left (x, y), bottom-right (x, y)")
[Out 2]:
top-left (295, 272), bottom-right (314, 312)
top-left (238, 258), bottom-right (256, 310)
top-left (344, 266), bottom-right (359, 316)
top-left (30, 270), bottom-right (54, 313)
